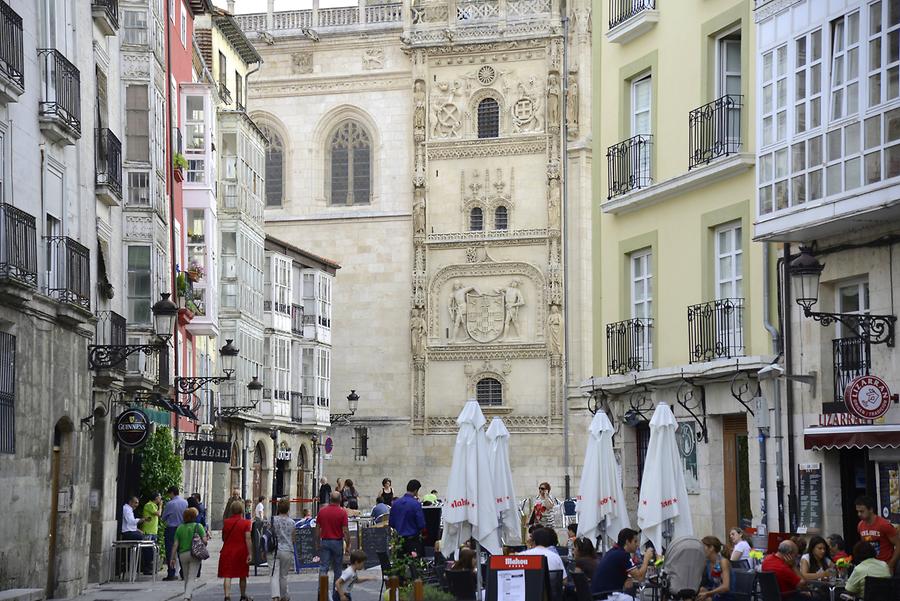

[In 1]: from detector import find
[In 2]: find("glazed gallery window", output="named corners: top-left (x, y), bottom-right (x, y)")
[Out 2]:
top-left (127, 245), bottom-right (152, 324)
top-left (469, 207), bottom-right (483, 231)
top-left (328, 120), bottom-right (371, 205)
top-left (476, 377), bottom-right (502, 406)
top-left (125, 85), bottom-right (150, 162)
top-left (260, 124), bottom-right (284, 207)
top-left (122, 10), bottom-right (148, 46)
top-left (477, 98), bottom-right (500, 139)
top-left (867, 0), bottom-right (900, 107)
top-left (829, 12), bottom-right (861, 121)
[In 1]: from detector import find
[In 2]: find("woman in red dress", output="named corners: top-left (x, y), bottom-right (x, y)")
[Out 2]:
top-left (219, 500), bottom-right (253, 601)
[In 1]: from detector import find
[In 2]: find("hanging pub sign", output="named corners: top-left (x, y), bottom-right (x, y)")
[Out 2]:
top-left (115, 408), bottom-right (150, 447)
top-left (844, 375), bottom-right (893, 420)
top-left (184, 440), bottom-right (231, 463)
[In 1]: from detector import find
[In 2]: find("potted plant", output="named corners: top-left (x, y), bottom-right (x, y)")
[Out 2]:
top-left (186, 260), bottom-right (204, 283)
top-left (173, 153), bottom-right (188, 182)
top-left (175, 272), bottom-right (188, 306)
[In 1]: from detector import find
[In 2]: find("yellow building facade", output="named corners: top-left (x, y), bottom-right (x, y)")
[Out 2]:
top-left (589, 0), bottom-right (780, 539)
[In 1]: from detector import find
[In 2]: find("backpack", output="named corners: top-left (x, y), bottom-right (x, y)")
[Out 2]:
top-left (262, 523), bottom-right (278, 554)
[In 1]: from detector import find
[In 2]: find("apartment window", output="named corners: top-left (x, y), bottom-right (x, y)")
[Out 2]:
top-left (218, 52), bottom-right (227, 89)
top-left (867, 1), bottom-right (900, 106)
top-left (495, 206), bottom-right (508, 230)
top-left (180, 2), bottom-right (187, 46)
top-left (794, 29), bottom-right (824, 134)
top-left (328, 120), bottom-right (371, 206)
top-left (477, 98), bottom-right (500, 139)
top-left (354, 427), bottom-right (368, 460)
top-left (260, 125), bottom-right (284, 207)
top-left (469, 207), bottom-right (483, 231)
top-left (126, 85), bottom-right (150, 162)
top-left (235, 72), bottom-right (244, 108)
top-left (718, 34), bottom-right (742, 98)
top-left (187, 159), bottom-right (205, 183)
top-left (837, 279), bottom-right (870, 338)
top-left (273, 337), bottom-right (290, 400)
top-left (185, 96), bottom-right (205, 151)
top-left (169, 0), bottom-right (175, 21)
top-left (317, 275), bottom-right (332, 328)
top-left (316, 348), bottom-right (330, 406)
top-left (273, 256), bottom-right (291, 314)
top-left (715, 223), bottom-right (743, 299)
top-left (0, 332), bottom-right (16, 454)
top-left (761, 45), bottom-right (788, 148)
top-left (126, 172), bottom-right (150, 207)
top-left (632, 76), bottom-right (652, 176)
top-left (123, 10), bottom-right (148, 45)
top-left (631, 249), bottom-right (653, 319)
top-left (830, 12), bottom-right (861, 121)
top-left (127, 246), bottom-right (152, 324)
top-left (476, 377), bottom-right (502, 406)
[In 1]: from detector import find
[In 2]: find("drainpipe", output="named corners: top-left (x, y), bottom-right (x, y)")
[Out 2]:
top-left (761, 242), bottom-right (781, 533)
top-left (561, 8), bottom-right (571, 501)
top-left (783, 243), bottom-right (798, 531)
top-left (166, 0), bottom-right (180, 428)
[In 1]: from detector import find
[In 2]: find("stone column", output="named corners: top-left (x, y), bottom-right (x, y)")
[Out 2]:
top-left (267, 0), bottom-right (275, 30)
top-left (358, 0), bottom-right (366, 25)
top-left (312, 0), bottom-right (320, 29)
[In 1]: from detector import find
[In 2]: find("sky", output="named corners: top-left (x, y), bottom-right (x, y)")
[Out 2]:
top-left (212, 0), bottom-right (360, 13)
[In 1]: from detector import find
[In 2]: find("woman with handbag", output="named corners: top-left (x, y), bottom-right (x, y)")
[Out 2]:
top-left (220, 499), bottom-right (254, 601)
top-left (170, 507), bottom-right (208, 600)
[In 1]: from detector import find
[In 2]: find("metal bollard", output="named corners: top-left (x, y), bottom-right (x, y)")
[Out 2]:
top-left (318, 574), bottom-right (329, 601)
top-left (413, 579), bottom-right (424, 601)
top-left (388, 575), bottom-right (401, 601)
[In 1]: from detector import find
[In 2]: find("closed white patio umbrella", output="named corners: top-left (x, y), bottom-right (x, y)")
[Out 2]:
top-left (637, 403), bottom-right (693, 552)
top-left (486, 417), bottom-right (521, 545)
top-left (576, 410), bottom-right (630, 550)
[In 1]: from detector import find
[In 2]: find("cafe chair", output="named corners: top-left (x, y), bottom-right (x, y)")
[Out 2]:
top-left (445, 569), bottom-right (478, 601)
top-left (571, 571), bottom-right (592, 601)
top-left (862, 576), bottom-right (899, 601)
top-left (730, 569), bottom-right (757, 601)
top-left (755, 571), bottom-right (782, 601)
top-left (547, 569), bottom-right (565, 601)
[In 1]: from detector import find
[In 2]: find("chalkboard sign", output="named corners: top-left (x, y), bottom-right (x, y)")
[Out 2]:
top-left (423, 506), bottom-right (442, 547)
top-left (360, 527), bottom-right (390, 568)
top-left (798, 463), bottom-right (823, 530)
top-left (293, 526), bottom-right (319, 571)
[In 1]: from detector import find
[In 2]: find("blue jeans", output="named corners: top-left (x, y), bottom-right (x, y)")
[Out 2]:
top-left (164, 526), bottom-right (179, 578)
top-left (319, 539), bottom-right (344, 590)
top-left (142, 534), bottom-right (156, 573)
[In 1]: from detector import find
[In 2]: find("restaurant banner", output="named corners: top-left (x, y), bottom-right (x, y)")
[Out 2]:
top-left (184, 440), bottom-right (231, 463)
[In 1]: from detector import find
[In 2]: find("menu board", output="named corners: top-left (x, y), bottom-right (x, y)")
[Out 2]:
top-left (293, 526), bottom-right (319, 570)
top-left (878, 462), bottom-right (900, 526)
top-left (798, 463), bottom-right (823, 531)
top-left (360, 527), bottom-right (390, 568)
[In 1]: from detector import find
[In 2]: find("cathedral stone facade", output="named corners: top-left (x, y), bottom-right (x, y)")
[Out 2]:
top-left (238, 0), bottom-right (592, 501)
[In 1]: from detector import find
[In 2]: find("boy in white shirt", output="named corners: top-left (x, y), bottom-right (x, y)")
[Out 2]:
top-left (334, 550), bottom-right (375, 601)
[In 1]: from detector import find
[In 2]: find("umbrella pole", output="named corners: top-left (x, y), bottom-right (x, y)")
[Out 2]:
top-left (662, 518), bottom-right (673, 552)
top-left (476, 541), bottom-right (483, 595)
top-left (597, 517), bottom-right (607, 553)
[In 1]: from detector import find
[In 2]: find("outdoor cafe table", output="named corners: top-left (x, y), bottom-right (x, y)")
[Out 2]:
top-left (808, 576), bottom-right (847, 601)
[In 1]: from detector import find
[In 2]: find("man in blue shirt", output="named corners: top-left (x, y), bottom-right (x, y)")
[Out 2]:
top-left (389, 479), bottom-right (426, 558)
top-left (591, 528), bottom-right (653, 597)
top-left (161, 486), bottom-right (188, 580)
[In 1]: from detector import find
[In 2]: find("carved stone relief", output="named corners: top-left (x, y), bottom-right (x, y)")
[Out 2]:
top-left (413, 79), bottom-right (427, 140)
top-left (546, 72), bottom-right (561, 132)
top-left (566, 72), bottom-right (579, 139)
top-left (511, 77), bottom-right (543, 133)
top-left (291, 52), bottom-right (313, 74)
top-left (363, 48), bottom-right (385, 70)
top-left (460, 168), bottom-right (514, 231)
top-left (430, 80), bottom-right (464, 139)
top-left (413, 188), bottom-right (426, 236)
top-left (410, 307), bottom-right (427, 359)
top-left (547, 304), bottom-right (562, 355)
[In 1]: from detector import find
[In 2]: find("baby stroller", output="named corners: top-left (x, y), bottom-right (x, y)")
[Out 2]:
top-left (655, 537), bottom-right (706, 601)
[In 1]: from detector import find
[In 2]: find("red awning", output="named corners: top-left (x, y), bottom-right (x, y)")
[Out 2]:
top-left (803, 424), bottom-right (900, 450)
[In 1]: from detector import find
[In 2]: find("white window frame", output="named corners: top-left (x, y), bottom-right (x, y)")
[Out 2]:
top-left (714, 222), bottom-right (743, 300)
top-left (318, 274), bottom-right (332, 329)
top-left (127, 244), bottom-right (153, 324)
top-left (630, 249), bottom-right (653, 320)
top-left (316, 347), bottom-right (330, 407)
top-left (836, 278), bottom-right (870, 338)
top-left (631, 76), bottom-right (652, 136)
top-left (717, 32), bottom-right (743, 98)
top-left (122, 9), bottom-right (148, 46)
top-left (867, 0), bottom-right (900, 107)
top-left (794, 29), bottom-right (824, 135)
top-left (829, 11), bottom-right (861, 122)
top-left (180, 2), bottom-right (187, 47)
top-left (761, 44), bottom-right (788, 149)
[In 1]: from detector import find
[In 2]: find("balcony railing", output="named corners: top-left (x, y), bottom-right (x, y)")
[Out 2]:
top-left (95, 128), bottom-right (123, 200)
top-left (833, 337), bottom-right (871, 403)
top-left (0, 203), bottom-right (37, 288)
top-left (291, 304), bottom-right (304, 335)
top-left (688, 94), bottom-right (743, 170)
top-left (607, 134), bottom-right (652, 199)
top-left (687, 298), bottom-right (744, 364)
top-left (38, 49), bottom-right (81, 135)
top-left (290, 391), bottom-right (313, 422)
top-left (219, 82), bottom-right (232, 105)
top-left (44, 236), bottom-right (90, 310)
top-left (609, 0), bottom-right (655, 29)
top-left (91, 0), bottom-right (120, 30)
top-left (0, 1), bottom-right (24, 90)
top-left (606, 317), bottom-right (653, 375)
top-left (95, 311), bottom-right (126, 373)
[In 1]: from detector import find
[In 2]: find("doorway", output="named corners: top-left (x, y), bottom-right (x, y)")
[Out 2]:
top-left (839, 447), bottom-right (875, 549)
top-left (275, 459), bottom-right (287, 499)
top-left (723, 415), bottom-right (752, 531)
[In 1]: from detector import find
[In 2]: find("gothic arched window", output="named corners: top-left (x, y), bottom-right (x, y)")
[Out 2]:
top-left (495, 206), bottom-right (508, 230)
top-left (328, 120), bottom-right (372, 205)
top-left (477, 98), bottom-right (500, 139)
top-left (470, 207), bottom-right (483, 231)
top-left (260, 124), bottom-right (284, 208)
top-left (476, 378), bottom-right (502, 406)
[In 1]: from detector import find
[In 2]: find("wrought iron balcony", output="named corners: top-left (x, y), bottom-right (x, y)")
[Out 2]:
top-left (44, 236), bottom-right (90, 310)
top-left (291, 304), bottom-right (304, 335)
top-left (95, 311), bottom-right (127, 373)
top-left (606, 317), bottom-right (653, 375)
top-left (688, 94), bottom-right (743, 170)
top-left (95, 128), bottom-right (123, 204)
top-left (0, 203), bottom-right (37, 288)
top-left (219, 82), bottom-right (232, 106)
top-left (607, 134), bottom-right (652, 199)
top-left (609, 0), bottom-right (655, 29)
top-left (833, 337), bottom-right (870, 403)
top-left (0, 1), bottom-right (24, 94)
top-left (38, 49), bottom-right (81, 138)
top-left (91, 0), bottom-right (120, 34)
top-left (687, 298), bottom-right (745, 364)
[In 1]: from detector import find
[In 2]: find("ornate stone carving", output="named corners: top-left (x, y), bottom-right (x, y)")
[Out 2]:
top-left (511, 77), bottom-right (543, 133)
top-left (427, 137), bottom-right (546, 160)
top-left (548, 177), bottom-right (561, 231)
top-left (363, 48), bottom-right (385, 70)
top-left (248, 76), bottom-right (408, 98)
top-left (430, 80), bottom-right (464, 139)
top-left (413, 79), bottom-right (427, 136)
top-left (426, 228), bottom-right (548, 248)
top-left (547, 72), bottom-right (561, 132)
top-left (125, 215), bottom-right (153, 241)
top-left (496, 280), bottom-right (525, 340)
top-left (425, 414), bottom-right (551, 434)
top-left (291, 52), bottom-right (313, 74)
top-left (566, 73), bottom-right (579, 139)
top-left (467, 365), bottom-right (508, 399)
top-left (411, 307), bottom-right (427, 359)
top-left (449, 283), bottom-right (481, 341)
top-left (461, 168), bottom-right (514, 230)
top-left (427, 343), bottom-right (548, 361)
top-left (413, 188), bottom-right (426, 235)
top-left (547, 304), bottom-right (562, 355)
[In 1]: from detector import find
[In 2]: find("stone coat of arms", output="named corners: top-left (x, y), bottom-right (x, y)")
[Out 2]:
top-left (465, 292), bottom-right (505, 343)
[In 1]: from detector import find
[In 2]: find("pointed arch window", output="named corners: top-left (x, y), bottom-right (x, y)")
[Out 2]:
top-left (329, 120), bottom-right (372, 205)
top-left (495, 206), bottom-right (508, 230)
top-left (469, 207), bottom-right (483, 231)
top-left (476, 377), bottom-right (502, 406)
top-left (477, 98), bottom-right (500, 139)
top-left (259, 124), bottom-right (284, 208)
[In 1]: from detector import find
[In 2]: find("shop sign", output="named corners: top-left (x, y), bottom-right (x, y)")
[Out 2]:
top-left (115, 408), bottom-right (150, 447)
top-left (184, 440), bottom-right (231, 463)
top-left (817, 412), bottom-right (874, 427)
top-left (276, 448), bottom-right (293, 461)
top-left (844, 375), bottom-right (893, 420)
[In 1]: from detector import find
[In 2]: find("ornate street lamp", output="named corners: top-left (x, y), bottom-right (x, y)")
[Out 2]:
top-left (88, 293), bottom-right (179, 370)
top-left (174, 339), bottom-right (240, 396)
top-left (330, 389), bottom-right (360, 425)
top-left (789, 246), bottom-right (896, 346)
top-left (216, 376), bottom-right (264, 418)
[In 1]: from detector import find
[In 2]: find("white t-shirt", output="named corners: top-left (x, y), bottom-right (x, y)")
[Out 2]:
top-left (255, 502), bottom-right (265, 520)
top-left (338, 566), bottom-right (359, 591)
top-left (801, 553), bottom-right (832, 573)
top-left (732, 540), bottom-right (751, 561)
top-left (518, 546), bottom-right (567, 577)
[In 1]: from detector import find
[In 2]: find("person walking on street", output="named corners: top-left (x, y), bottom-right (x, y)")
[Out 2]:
top-left (220, 500), bottom-right (254, 601)
top-left (379, 478), bottom-right (395, 506)
top-left (389, 479), bottom-right (426, 559)
top-left (316, 491), bottom-right (351, 593)
top-left (140, 493), bottom-right (162, 575)
top-left (255, 496), bottom-right (267, 521)
top-left (856, 494), bottom-right (900, 573)
top-left (192, 493), bottom-right (207, 529)
top-left (341, 480), bottom-right (359, 510)
top-left (162, 487), bottom-right (188, 581)
top-left (318, 478), bottom-right (332, 507)
top-left (224, 489), bottom-right (242, 523)
top-left (270, 498), bottom-right (297, 601)
top-left (170, 507), bottom-right (208, 601)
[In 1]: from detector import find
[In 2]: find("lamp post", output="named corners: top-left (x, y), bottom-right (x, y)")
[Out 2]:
top-left (216, 376), bottom-right (264, 418)
top-left (88, 293), bottom-right (179, 369)
top-left (329, 390), bottom-right (360, 426)
top-left (270, 427), bottom-right (279, 517)
top-left (789, 246), bottom-right (896, 346)
top-left (174, 339), bottom-right (240, 396)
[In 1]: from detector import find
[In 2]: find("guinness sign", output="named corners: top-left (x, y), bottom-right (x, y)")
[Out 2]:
top-left (115, 409), bottom-right (150, 447)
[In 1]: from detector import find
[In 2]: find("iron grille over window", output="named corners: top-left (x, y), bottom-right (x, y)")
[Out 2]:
top-left (476, 378), bottom-right (502, 406)
top-left (44, 236), bottom-right (91, 310)
top-left (609, 0), bottom-right (655, 29)
top-left (607, 134), bottom-right (653, 198)
top-left (477, 98), bottom-right (500, 139)
top-left (833, 337), bottom-right (870, 402)
top-left (0, 1), bottom-right (24, 90)
top-left (470, 207), bottom-right (483, 231)
top-left (95, 128), bottom-right (123, 200)
top-left (606, 318), bottom-right (653, 375)
top-left (686, 298), bottom-right (745, 363)
top-left (495, 206), bottom-right (508, 230)
top-left (688, 94), bottom-right (743, 169)
top-left (354, 427), bottom-right (368, 460)
top-left (0, 203), bottom-right (37, 287)
top-left (37, 49), bottom-right (81, 136)
top-left (329, 120), bottom-right (371, 205)
top-left (0, 331), bottom-right (15, 454)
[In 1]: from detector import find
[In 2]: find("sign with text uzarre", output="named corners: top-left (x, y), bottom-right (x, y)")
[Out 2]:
top-left (184, 440), bottom-right (231, 463)
top-left (487, 555), bottom-right (548, 601)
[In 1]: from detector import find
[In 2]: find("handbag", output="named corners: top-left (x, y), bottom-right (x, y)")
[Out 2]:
top-left (190, 523), bottom-right (209, 561)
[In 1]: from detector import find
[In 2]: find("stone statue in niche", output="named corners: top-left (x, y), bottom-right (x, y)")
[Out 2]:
top-left (547, 73), bottom-right (561, 130)
top-left (413, 188), bottom-right (426, 235)
top-left (449, 282), bottom-right (480, 341)
top-left (547, 304), bottom-right (562, 355)
top-left (414, 80), bottom-right (426, 131)
top-left (548, 177), bottom-right (561, 230)
top-left (410, 307), bottom-right (427, 358)
top-left (496, 280), bottom-right (525, 339)
top-left (566, 73), bottom-right (579, 138)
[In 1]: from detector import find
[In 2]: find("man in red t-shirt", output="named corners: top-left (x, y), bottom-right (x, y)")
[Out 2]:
top-left (856, 495), bottom-right (900, 573)
top-left (761, 540), bottom-right (811, 600)
top-left (316, 492), bottom-right (351, 591)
